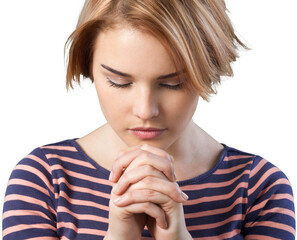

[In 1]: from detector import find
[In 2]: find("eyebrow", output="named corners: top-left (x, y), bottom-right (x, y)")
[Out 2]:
top-left (101, 64), bottom-right (184, 80)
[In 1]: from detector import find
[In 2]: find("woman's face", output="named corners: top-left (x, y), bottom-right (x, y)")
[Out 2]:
top-left (92, 26), bottom-right (199, 150)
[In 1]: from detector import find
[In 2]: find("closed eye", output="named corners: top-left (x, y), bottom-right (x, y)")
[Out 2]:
top-left (107, 77), bottom-right (132, 88)
top-left (160, 83), bottom-right (183, 90)
top-left (107, 77), bottom-right (184, 90)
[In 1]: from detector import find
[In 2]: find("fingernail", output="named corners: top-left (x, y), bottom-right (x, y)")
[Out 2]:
top-left (181, 191), bottom-right (189, 201)
top-left (109, 171), bottom-right (113, 181)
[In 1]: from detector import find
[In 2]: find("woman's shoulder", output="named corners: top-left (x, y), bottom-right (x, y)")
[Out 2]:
top-left (222, 144), bottom-right (292, 192)
top-left (22, 138), bottom-right (80, 161)
top-left (12, 138), bottom-right (94, 172)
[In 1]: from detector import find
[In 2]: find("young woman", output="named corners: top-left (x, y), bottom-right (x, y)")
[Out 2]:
top-left (2, 0), bottom-right (295, 239)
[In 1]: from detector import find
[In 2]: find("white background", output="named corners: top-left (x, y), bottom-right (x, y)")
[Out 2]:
top-left (0, 0), bottom-right (296, 229)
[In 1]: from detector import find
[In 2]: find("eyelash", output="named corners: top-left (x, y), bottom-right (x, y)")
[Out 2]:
top-left (107, 78), bottom-right (183, 90)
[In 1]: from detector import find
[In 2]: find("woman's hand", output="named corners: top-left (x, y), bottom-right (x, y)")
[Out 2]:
top-left (105, 146), bottom-right (147, 240)
top-left (109, 144), bottom-right (192, 240)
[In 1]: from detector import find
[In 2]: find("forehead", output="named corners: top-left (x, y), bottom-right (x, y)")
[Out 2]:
top-left (93, 26), bottom-right (180, 77)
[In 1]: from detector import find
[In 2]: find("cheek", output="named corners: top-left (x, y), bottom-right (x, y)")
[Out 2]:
top-left (95, 85), bottom-right (129, 121)
top-left (165, 94), bottom-right (198, 125)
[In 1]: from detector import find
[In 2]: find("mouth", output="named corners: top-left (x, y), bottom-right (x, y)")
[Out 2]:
top-left (128, 127), bottom-right (166, 140)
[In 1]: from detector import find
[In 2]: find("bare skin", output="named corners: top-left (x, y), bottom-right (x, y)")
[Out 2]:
top-left (76, 123), bottom-right (223, 182)
top-left (75, 25), bottom-right (224, 239)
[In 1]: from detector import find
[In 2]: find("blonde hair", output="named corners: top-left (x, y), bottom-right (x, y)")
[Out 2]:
top-left (65, 0), bottom-right (248, 101)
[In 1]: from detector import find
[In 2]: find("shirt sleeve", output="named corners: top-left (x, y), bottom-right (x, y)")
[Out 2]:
top-left (2, 147), bottom-right (59, 240)
top-left (242, 156), bottom-right (295, 239)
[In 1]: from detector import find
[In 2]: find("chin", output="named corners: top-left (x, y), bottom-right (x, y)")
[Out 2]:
top-left (123, 135), bottom-right (174, 150)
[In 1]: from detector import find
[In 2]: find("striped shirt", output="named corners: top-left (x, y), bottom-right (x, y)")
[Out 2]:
top-left (2, 138), bottom-right (295, 239)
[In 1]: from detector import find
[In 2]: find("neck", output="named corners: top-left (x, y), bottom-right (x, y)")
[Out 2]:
top-left (167, 120), bottom-right (224, 181)
top-left (94, 121), bottom-right (223, 180)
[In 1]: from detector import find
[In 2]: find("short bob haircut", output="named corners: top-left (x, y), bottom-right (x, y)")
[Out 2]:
top-left (65, 0), bottom-right (248, 101)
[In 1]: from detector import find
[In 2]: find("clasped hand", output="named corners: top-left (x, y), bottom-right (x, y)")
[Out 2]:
top-left (105, 144), bottom-right (192, 240)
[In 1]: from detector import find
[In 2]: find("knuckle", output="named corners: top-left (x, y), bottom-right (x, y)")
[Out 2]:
top-left (163, 162), bottom-right (174, 176)
top-left (141, 151), bottom-right (150, 160)
top-left (143, 176), bottom-right (154, 185)
top-left (121, 173), bottom-right (130, 183)
top-left (112, 157), bottom-right (121, 169)
top-left (144, 164), bottom-right (153, 174)
top-left (126, 191), bottom-right (133, 199)
top-left (169, 182), bottom-right (179, 193)
top-left (144, 189), bottom-right (155, 198)
top-left (136, 152), bottom-right (151, 165)
top-left (116, 149), bottom-right (126, 159)
top-left (143, 202), bottom-right (151, 208)
top-left (137, 148), bottom-right (145, 155)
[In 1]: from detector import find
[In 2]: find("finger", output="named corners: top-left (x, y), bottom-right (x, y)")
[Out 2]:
top-left (126, 176), bottom-right (188, 203)
top-left (109, 147), bottom-right (143, 182)
top-left (111, 148), bottom-right (176, 183)
top-left (116, 145), bottom-right (142, 159)
top-left (113, 188), bottom-right (172, 207)
top-left (111, 144), bottom-right (175, 183)
top-left (141, 144), bottom-right (174, 163)
top-left (114, 202), bottom-right (168, 229)
top-left (126, 151), bottom-right (176, 182)
top-left (112, 164), bottom-right (166, 195)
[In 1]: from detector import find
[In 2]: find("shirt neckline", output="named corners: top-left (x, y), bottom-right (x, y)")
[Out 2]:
top-left (69, 137), bottom-right (228, 185)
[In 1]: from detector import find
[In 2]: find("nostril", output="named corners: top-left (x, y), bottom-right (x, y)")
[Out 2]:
top-left (133, 103), bottom-right (159, 120)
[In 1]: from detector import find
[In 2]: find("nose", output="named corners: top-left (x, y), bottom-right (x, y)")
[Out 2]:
top-left (133, 86), bottom-right (159, 120)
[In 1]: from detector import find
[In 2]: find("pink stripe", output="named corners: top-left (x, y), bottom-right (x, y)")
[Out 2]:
top-left (247, 193), bottom-right (294, 215)
top-left (8, 179), bottom-right (50, 197)
top-left (57, 221), bottom-right (106, 236)
top-left (257, 178), bottom-right (291, 199)
top-left (245, 221), bottom-right (295, 236)
top-left (59, 190), bottom-right (109, 211)
top-left (183, 181), bottom-right (248, 206)
top-left (248, 167), bottom-right (282, 196)
top-left (245, 235), bottom-right (281, 240)
top-left (214, 161), bottom-right (252, 175)
top-left (259, 207), bottom-right (295, 219)
top-left (40, 145), bottom-right (77, 152)
top-left (4, 194), bottom-right (56, 216)
top-left (187, 214), bottom-right (243, 231)
top-left (53, 177), bottom-right (110, 199)
top-left (14, 164), bottom-right (55, 195)
top-left (181, 169), bottom-right (250, 191)
top-left (195, 229), bottom-right (240, 239)
top-left (52, 165), bottom-right (111, 186)
top-left (26, 154), bottom-right (52, 175)
top-left (60, 237), bottom-right (71, 240)
top-left (46, 153), bottom-right (95, 169)
top-left (3, 210), bottom-right (54, 223)
top-left (249, 158), bottom-right (268, 178)
top-left (185, 196), bottom-right (247, 218)
top-left (224, 155), bottom-right (254, 161)
top-left (23, 237), bottom-right (59, 240)
top-left (3, 223), bottom-right (56, 238)
top-left (57, 206), bottom-right (109, 223)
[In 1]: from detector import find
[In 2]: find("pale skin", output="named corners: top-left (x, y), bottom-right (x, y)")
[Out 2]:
top-left (76, 24), bottom-right (224, 239)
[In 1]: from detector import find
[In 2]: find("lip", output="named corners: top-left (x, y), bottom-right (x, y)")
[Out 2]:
top-left (128, 127), bottom-right (166, 140)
